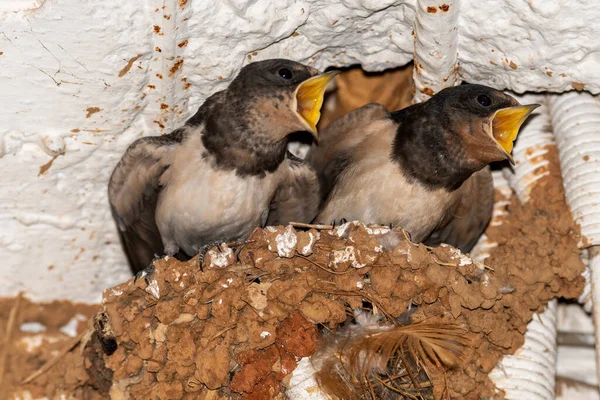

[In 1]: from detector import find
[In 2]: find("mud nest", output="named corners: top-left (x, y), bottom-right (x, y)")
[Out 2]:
top-left (6, 146), bottom-right (585, 400)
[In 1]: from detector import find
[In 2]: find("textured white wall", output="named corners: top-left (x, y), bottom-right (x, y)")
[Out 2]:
top-left (1, 0), bottom-right (599, 303)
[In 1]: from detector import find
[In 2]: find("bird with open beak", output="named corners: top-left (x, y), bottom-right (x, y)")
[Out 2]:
top-left (108, 59), bottom-right (337, 275)
top-left (307, 84), bottom-right (539, 252)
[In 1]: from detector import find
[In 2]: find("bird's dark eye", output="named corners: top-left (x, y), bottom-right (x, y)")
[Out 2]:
top-left (477, 94), bottom-right (492, 107)
top-left (278, 68), bottom-right (293, 80)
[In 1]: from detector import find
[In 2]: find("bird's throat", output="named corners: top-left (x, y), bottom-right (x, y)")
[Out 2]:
top-left (202, 126), bottom-right (288, 177)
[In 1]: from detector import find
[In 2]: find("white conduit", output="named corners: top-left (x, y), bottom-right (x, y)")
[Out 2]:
top-left (549, 91), bottom-right (600, 386)
top-left (549, 92), bottom-right (600, 245)
top-left (487, 95), bottom-right (558, 400)
top-left (470, 169), bottom-right (511, 262)
top-left (412, 0), bottom-right (460, 103)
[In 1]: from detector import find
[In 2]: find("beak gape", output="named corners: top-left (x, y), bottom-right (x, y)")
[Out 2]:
top-left (294, 70), bottom-right (340, 138)
top-left (491, 104), bottom-right (540, 165)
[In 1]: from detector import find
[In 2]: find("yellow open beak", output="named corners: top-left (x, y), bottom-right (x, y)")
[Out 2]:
top-left (294, 70), bottom-right (339, 138)
top-left (491, 104), bottom-right (540, 165)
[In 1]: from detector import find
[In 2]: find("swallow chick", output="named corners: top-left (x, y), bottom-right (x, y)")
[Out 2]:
top-left (307, 84), bottom-right (538, 252)
top-left (109, 59), bottom-right (337, 275)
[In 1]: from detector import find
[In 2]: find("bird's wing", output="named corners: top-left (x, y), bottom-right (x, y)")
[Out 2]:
top-left (425, 166), bottom-right (495, 253)
top-left (266, 151), bottom-right (321, 226)
top-left (306, 103), bottom-right (390, 198)
top-left (108, 130), bottom-right (185, 274)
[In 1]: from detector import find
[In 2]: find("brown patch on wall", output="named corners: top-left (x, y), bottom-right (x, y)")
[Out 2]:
top-left (118, 54), bottom-right (142, 78)
top-left (38, 152), bottom-right (65, 176)
top-left (169, 59), bottom-right (184, 76)
top-left (85, 107), bottom-right (101, 118)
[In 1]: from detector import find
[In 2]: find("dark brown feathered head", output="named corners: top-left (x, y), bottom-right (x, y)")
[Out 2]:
top-left (392, 84), bottom-right (539, 190)
top-left (426, 84), bottom-right (539, 165)
top-left (228, 59), bottom-right (339, 140)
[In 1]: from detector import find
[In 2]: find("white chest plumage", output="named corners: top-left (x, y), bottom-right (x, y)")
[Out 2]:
top-left (319, 157), bottom-right (454, 243)
top-left (155, 133), bottom-right (278, 256)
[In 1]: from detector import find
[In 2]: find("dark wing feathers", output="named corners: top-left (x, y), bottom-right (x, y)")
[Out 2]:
top-left (108, 131), bottom-right (184, 273)
top-left (424, 166), bottom-right (494, 253)
top-left (266, 151), bottom-right (320, 226)
top-left (306, 103), bottom-right (390, 198)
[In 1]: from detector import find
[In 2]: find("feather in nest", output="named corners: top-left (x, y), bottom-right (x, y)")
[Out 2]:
top-left (312, 310), bottom-right (472, 400)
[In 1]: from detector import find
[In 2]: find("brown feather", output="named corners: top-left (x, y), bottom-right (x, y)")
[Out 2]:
top-left (306, 103), bottom-right (391, 200)
top-left (108, 131), bottom-right (184, 273)
top-left (313, 313), bottom-right (471, 400)
top-left (266, 152), bottom-right (321, 226)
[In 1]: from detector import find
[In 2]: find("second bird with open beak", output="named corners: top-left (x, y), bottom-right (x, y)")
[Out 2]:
top-left (308, 84), bottom-right (539, 253)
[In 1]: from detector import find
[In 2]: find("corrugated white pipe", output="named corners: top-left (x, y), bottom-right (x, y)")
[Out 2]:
top-left (549, 92), bottom-right (600, 245)
top-left (549, 91), bottom-right (600, 387)
top-left (412, 0), bottom-right (460, 103)
top-left (488, 94), bottom-right (559, 400)
top-left (470, 169), bottom-right (511, 262)
top-left (490, 300), bottom-right (558, 399)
